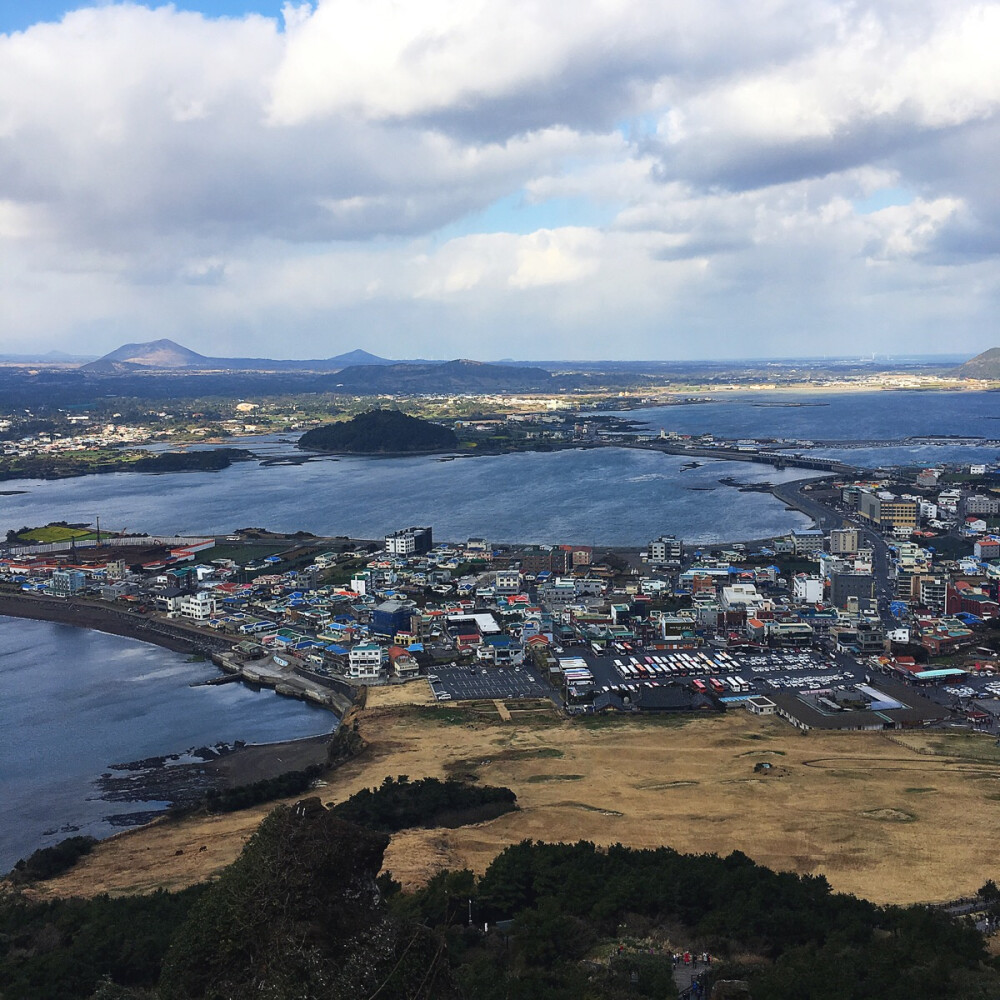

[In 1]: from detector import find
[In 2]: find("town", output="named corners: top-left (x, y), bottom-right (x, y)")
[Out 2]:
top-left (3, 458), bottom-right (999, 736)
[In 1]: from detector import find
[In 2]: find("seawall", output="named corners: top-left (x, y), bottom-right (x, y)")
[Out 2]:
top-left (0, 591), bottom-right (234, 655)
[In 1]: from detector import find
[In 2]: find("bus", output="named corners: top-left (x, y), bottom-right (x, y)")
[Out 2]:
top-left (691, 678), bottom-right (708, 694)
top-left (709, 678), bottom-right (726, 695)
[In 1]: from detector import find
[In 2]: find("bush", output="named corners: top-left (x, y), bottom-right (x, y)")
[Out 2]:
top-left (11, 836), bottom-right (97, 883)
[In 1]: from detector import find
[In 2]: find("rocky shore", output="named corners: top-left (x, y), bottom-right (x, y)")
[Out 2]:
top-left (94, 733), bottom-right (337, 820)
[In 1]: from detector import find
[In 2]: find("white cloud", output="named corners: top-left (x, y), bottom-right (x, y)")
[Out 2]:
top-left (0, 0), bottom-right (998, 358)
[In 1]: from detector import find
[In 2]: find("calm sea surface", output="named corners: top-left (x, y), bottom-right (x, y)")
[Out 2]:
top-left (0, 618), bottom-right (335, 871)
top-left (618, 389), bottom-right (999, 440)
top-left (0, 448), bottom-right (820, 546)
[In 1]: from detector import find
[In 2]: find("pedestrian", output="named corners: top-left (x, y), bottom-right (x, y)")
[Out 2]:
top-left (684, 950), bottom-right (691, 965)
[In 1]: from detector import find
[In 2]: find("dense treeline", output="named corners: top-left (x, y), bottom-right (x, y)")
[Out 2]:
top-left (10, 836), bottom-right (97, 883)
top-left (4, 811), bottom-right (1000, 998)
top-left (298, 408), bottom-right (458, 453)
top-left (0, 448), bottom-right (254, 483)
top-left (330, 776), bottom-right (518, 831)
top-left (397, 840), bottom-right (998, 1000)
top-left (0, 887), bottom-right (205, 1000)
top-left (129, 448), bottom-right (253, 473)
top-left (202, 765), bottom-right (323, 814)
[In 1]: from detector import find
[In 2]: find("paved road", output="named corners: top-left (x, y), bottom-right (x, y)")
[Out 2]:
top-left (769, 477), bottom-right (845, 533)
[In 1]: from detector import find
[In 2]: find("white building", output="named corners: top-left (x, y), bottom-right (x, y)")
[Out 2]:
top-left (720, 584), bottom-right (770, 615)
top-left (792, 574), bottom-right (824, 604)
top-left (180, 591), bottom-right (218, 621)
top-left (348, 642), bottom-right (384, 680)
top-left (494, 569), bottom-right (522, 595)
top-left (385, 526), bottom-right (433, 557)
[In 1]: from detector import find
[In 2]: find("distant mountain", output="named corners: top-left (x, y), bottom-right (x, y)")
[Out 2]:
top-left (81, 339), bottom-right (211, 372)
top-left (75, 340), bottom-right (555, 391)
top-left (324, 349), bottom-right (394, 367)
top-left (329, 359), bottom-right (554, 393)
top-left (80, 339), bottom-right (398, 373)
top-left (955, 348), bottom-right (1000, 379)
top-left (299, 408), bottom-right (459, 453)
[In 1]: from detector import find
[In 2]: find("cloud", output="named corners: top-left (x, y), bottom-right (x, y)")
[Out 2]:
top-left (0, 0), bottom-right (998, 358)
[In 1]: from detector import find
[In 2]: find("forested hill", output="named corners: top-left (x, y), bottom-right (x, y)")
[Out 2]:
top-left (298, 408), bottom-right (459, 453)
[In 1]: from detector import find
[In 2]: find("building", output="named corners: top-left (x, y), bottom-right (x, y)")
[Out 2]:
top-left (791, 529), bottom-right (824, 555)
top-left (387, 645), bottom-right (420, 679)
top-left (494, 569), bottom-right (522, 595)
top-left (919, 577), bottom-right (949, 611)
top-left (857, 492), bottom-right (919, 533)
top-left (477, 634), bottom-right (525, 666)
top-left (372, 600), bottom-right (412, 637)
top-left (967, 496), bottom-right (1000, 516)
top-left (745, 696), bottom-right (776, 716)
top-left (180, 591), bottom-right (218, 621)
top-left (348, 642), bottom-right (384, 680)
top-left (152, 586), bottom-right (185, 613)
top-left (648, 535), bottom-right (683, 563)
top-left (51, 569), bottom-right (86, 597)
top-left (792, 574), bottom-right (823, 604)
top-left (830, 572), bottom-right (874, 609)
top-left (829, 527), bottom-right (859, 555)
top-left (975, 536), bottom-right (1000, 560)
top-left (385, 526), bottom-right (433, 557)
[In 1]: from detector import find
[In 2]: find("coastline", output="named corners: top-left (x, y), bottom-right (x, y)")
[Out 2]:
top-left (0, 593), bottom-right (233, 655)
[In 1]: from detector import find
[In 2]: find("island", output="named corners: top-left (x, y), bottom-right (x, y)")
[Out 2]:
top-left (298, 408), bottom-right (459, 454)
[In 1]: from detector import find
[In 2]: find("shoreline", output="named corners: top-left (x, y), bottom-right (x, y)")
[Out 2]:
top-left (0, 593), bottom-right (232, 655)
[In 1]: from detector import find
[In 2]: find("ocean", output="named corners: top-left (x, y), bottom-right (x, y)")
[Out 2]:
top-left (0, 617), bottom-right (334, 872)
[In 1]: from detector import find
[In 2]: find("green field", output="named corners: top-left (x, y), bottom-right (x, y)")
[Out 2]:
top-left (15, 524), bottom-right (98, 543)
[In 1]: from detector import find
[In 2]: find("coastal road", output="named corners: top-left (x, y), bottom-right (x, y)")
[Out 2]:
top-left (769, 478), bottom-right (845, 534)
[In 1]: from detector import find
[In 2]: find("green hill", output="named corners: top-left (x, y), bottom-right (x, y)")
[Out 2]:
top-left (298, 408), bottom-right (458, 454)
top-left (955, 347), bottom-right (1000, 378)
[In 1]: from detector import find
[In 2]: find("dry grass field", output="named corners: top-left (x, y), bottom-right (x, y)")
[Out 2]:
top-left (29, 704), bottom-right (1000, 905)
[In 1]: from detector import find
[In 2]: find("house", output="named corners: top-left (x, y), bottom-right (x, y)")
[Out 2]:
top-left (348, 642), bottom-right (384, 680)
top-left (180, 591), bottom-right (218, 621)
top-left (745, 696), bottom-right (776, 716)
top-left (387, 645), bottom-right (420, 679)
top-left (476, 634), bottom-right (524, 667)
top-left (152, 586), bottom-right (185, 613)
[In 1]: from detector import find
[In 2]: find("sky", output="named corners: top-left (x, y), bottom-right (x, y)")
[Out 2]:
top-left (0, 1), bottom-right (998, 361)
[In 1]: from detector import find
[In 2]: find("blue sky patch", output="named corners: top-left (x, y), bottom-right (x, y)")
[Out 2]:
top-left (853, 187), bottom-right (915, 215)
top-left (433, 192), bottom-right (619, 243)
top-left (0, 1), bottom-right (286, 33)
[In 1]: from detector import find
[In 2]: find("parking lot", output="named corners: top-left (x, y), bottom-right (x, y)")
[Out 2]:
top-left (429, 662), bottom-right (551, 702)
top-left (577, 647), bottom-right (867, 698)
